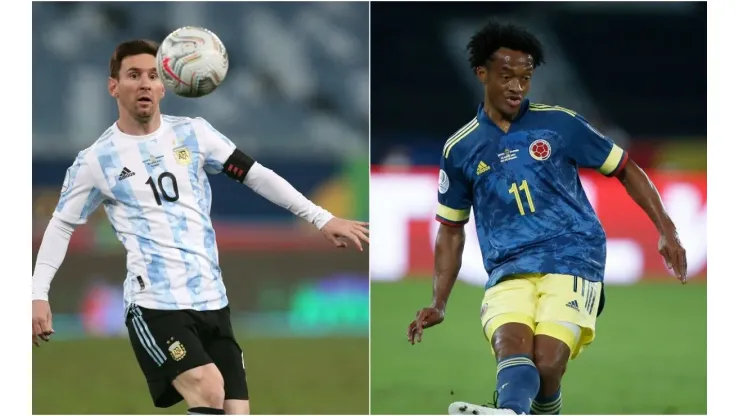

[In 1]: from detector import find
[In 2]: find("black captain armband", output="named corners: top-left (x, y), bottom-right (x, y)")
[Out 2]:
top-left (223, 149), bottom-right (256, 182)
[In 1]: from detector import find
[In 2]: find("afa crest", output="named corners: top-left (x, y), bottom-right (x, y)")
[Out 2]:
top-left (173, 146), bottom-right (192, 166)
top-left (529, 139), bottom-right (552, 161)
top-left (168, 340), bottom-right (187, 361)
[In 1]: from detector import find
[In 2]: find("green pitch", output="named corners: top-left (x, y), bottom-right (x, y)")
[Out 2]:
top-left (371, 280), bottom-right (706, 415)
top-left (33, 336), bottom-right (369, 414)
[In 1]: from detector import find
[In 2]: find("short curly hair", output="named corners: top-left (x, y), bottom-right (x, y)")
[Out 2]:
top-left (467, 21), bottom-right (545, 70)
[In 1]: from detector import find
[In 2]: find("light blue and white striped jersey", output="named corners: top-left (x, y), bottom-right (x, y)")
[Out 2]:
top-left (54, 115), bottom-right (237, 312)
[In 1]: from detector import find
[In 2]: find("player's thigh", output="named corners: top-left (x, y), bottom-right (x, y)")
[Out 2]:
top-left (126, 305), bottom-right (214, 407)
top-left (534, 274), bottom-right (602, 360)
top-left (206, 307), bottom-right (249, 401)
top-left (481, 275), bottom-right (538, 356)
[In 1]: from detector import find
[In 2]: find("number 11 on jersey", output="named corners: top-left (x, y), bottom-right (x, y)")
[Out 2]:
top-left (509, 179), bottom-right (535, 215)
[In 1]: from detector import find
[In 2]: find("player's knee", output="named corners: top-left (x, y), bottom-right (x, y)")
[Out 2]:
top-left (174, 364), bottom-right (225, 407)
top-left (199, 383), bottom-right (225, 408)
top-left (224, 399), bottom-right (250, 415)
top-left (533, 355), bottom-right (566, 383)
top-left (533, 330), bottom-right (575, 387)
top-left (533, 342), bottom-right (569, 385)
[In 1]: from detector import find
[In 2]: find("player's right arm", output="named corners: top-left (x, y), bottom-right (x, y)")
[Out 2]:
top-left (32, 151), bottom-right (105, 346)
top-left (432, 157), bottom-right (472, 312)
top-left (408, 146), bottom-right (473, 345)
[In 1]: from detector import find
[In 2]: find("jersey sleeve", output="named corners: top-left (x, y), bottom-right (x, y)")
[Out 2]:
top-left (565, 114), bottom-right (629, 176)
top-left (195, 117), bottom-right (238, 174)
top-left (53, 152), bottom-right (105, 225)
top-left (435, 150), bottom-right (473, 226)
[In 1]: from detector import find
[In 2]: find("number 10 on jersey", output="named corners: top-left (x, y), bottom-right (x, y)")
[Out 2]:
top-left (509, 180), bottom-right (535, 215)
top-left (146, 172), bottom-right (180, 206)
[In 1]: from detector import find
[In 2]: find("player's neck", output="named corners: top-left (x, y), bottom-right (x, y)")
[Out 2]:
top-left (116, 111), bottom-right (162, 136)
top-left (483, 101), bottom-right (512, 133)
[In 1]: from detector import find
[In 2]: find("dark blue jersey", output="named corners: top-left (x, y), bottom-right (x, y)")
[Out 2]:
top-left (436, 101), bottom-right (628, 289)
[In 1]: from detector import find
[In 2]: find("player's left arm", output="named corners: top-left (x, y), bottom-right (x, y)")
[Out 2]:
top-left (566, 115), bottom-right (687, 282)
top-left (195, 118), bottom-right (369, 251)
top-left (616, 159), bottom-right (686, 282)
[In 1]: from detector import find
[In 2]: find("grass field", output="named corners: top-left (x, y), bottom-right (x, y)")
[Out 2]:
top-left (371, 280), bottom-right (707, 415)
top-left (33, 336), bottom-right (369, 414)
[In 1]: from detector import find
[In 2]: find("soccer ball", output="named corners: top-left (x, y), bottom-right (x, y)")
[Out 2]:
top-left (156, 26), bottom-right (229, 98)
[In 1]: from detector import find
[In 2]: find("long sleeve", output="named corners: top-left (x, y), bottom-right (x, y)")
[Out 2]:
top-left (32, 217), bottom-right (77, 301)
top-left (244, 162), bottom-right (334, 229)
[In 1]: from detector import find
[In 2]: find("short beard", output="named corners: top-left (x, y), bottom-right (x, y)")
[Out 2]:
top-left (132, 109), bottom-right (154, 124)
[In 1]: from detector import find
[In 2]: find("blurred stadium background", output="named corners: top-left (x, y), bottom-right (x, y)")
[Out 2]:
top-left (32, 2), bottom-right (368, 414)
top-left (370, 2), bottom-right (706, 415)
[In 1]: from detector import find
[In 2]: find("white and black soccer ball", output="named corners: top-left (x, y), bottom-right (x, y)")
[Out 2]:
top-left (156, 26), bottom-right (229, 98)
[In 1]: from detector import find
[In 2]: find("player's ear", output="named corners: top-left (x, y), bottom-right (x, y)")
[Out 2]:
top-left (108, 77), bottom-right (119, 98)
top-left (475, 66), bottom-right (487, 84)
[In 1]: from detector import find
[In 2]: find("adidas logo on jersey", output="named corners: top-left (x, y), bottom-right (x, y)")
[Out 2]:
top-left (118, 167), bottom-right (135, 181)
top-left (476, 161), bottom-right (491, 175)
top-left (565, 300), bottom-right (579, 311)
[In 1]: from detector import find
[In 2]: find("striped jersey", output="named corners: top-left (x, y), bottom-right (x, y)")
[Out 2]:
top-left (436, 101), bottom-right (628, 289)
top-left (54, 115), bottom-right (237, 312)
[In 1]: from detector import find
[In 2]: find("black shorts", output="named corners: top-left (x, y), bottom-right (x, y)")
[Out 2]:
top-left (125, 304), bottom-right (248, 408)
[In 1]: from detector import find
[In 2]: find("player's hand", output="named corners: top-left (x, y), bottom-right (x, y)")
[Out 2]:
top-left (32, 300), bottom-right (54, 347)
top-left (659, 230), bottom-right (688, 284)
top-left (407, 306), bottom-right (445, 345)
top-left (320, 218), bottom-right (369, 251)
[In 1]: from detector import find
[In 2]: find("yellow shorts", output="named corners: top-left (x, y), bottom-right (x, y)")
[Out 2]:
top-left (480, 273), bottom-right (602, 360)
